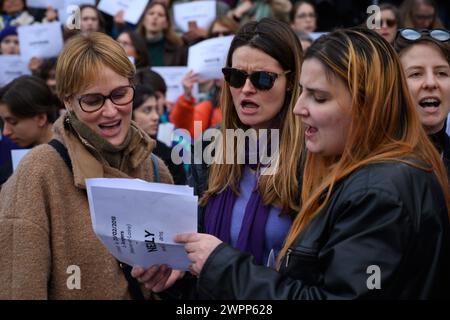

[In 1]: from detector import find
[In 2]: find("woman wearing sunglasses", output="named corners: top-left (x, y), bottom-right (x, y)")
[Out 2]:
top-left (394, 28), bottom-right (450, 181)
top-left (165, 28), bottom-right (449, 299)
top-left (369, 3), bottom-right (400, 45)
top-left (131, 17), bottom-right (304, 296)
top-left (0, 32), bottom-right (174, 299)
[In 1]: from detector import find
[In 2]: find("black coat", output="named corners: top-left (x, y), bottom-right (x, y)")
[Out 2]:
top-left (195, 161), bottom-right (450, 299)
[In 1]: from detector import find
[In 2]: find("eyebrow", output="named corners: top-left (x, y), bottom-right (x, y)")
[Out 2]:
top-left (299, 84), bottom-right (330, 95)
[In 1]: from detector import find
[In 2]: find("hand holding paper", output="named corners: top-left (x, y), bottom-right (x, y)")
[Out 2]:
top-left (86, 178), bottom-right (198, 270)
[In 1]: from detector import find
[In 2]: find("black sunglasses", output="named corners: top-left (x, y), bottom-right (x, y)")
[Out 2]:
top-left (397, 28), bottom-right (450, 42)
top-left (222, 67), bottom-right (290, 91)
top-left (380, 18), bottom-right (397, 28)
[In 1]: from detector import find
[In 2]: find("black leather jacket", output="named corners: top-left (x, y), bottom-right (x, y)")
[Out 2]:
top-left (196, 161), bottom-right (450, 299)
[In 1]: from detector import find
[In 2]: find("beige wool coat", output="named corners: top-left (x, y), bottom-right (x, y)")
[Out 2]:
top-left (0, 117), bottom-right (173, 299)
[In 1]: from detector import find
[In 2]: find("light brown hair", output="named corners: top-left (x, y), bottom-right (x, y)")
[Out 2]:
top-left (56, 32), bottom-right (135, 101)
top-left (280, 27), bottom-right (450, 259)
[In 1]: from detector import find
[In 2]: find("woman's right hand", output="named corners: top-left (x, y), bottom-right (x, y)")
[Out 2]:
top-left (182, 70), bottom-right (199, 100)
top-left (131, 265), bottom-right (185, 292)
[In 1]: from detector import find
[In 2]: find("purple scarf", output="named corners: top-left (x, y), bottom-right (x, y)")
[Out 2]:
top-left (203, 139), bottom-right (274, 265)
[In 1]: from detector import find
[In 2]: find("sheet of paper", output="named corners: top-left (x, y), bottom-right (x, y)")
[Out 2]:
top-left (11, 149), bottom-right (31, 171)
top-left (0, 55), bottom-right (31, 87)
top-left (309, 32), bottom-right (328, 41)
top-left (151, 66), bottom-right (199, 103)
top-left (187, 35), bottom-right (233, 81)
top-left (26, 0), bottom-right (61, 9)
top-left (18, 22), bottom-right (64, 62)
top-left (173, 0), bottom-right (216, 33)
top-left (157, 122), bottom-right (175, 148)
top-left (97, 0), bottom-right (149, 25)
top-left (86, 179), bottom-right (198, 270)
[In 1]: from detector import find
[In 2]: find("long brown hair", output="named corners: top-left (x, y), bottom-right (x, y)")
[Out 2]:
top-left (280, 27), bottom-right (450, 258)
top-left (400, 0), bottom-right (443, 29)
top-left (136, 2), bottom-right (183, 47)
top-left (200, 18), bottom-right (304, 217)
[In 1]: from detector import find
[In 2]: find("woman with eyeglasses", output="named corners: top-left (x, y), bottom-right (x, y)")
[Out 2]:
top-left (369, 3), bottom-right (400, 45)
top-left (400, 0), bottom-right (443, 29)
top-left (290, 0), bottom-right (317, 34)
top-left (151, 28), bottom-right (449, 299)
top-left (131, 18), bottom-right (305, 296)
top-left (394, 28), bottom-right (450, 182)
top-left (0, 32), bottom-right (174, 299)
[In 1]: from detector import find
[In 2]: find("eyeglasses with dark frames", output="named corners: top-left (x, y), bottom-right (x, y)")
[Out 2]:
top-left (74, 85), bottom-right (135, 113)
top-left (222, 67), bottom-right (291, 91)
top-left (397, 28), bottom-right (450, 42)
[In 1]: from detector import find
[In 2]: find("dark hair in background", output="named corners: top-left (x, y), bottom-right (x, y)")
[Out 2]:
top-left (80, 4), bottom-right (106, 33)
top-left (290, 0), bottom-right (316, 24)
top-left (132, 84), bottom-right (156, 111)
top-left (394, 30), bottom-right (450, 63)
top-left (0, 76), bottom-right (59, 123)
top-left (117, 30), bottom-right (150, 68)
top-left (37, 57), bottom-right (57, 81)
top-left (134, 69), bottom-right (167, 95)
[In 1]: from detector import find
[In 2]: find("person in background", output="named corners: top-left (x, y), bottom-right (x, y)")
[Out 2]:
top-left (0, 25), bottom-right (18, 54)
top-left (172, 27), bottom-right (449, 300)
top-left (116, 30), bottom-right (150, 69)
top-left (400, 0), bottom-right (443, 29)
top-left (133, 84), bottom-right (186, 185)
top-left (0, 32), bottom-right (173, 299)
top-left (136, 2), bottom-right (186, 67)
top-left (0, 75), bottom-right (59, 185)
top-left (34, 58), bottom-right (58, 95)
top-left (169, 16), bottom-right (239, 139)
top-left (370, 3), bottom-right (400, 45)
top-left (227, 0), bottom-right (292, 25)
top-left (0, 0), bottom-right (33, 31)
top-left (135, 68), bottom-right (170, 121)
top-left (394, 28), bottom-right (450, 181)
top-left (79, 4), bottom-right (105, 35)
top-left (290, 0), bottom-right (317, 34)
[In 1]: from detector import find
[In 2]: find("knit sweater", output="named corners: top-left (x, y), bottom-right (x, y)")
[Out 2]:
top-left (0, 117), bottom-right (173, 299)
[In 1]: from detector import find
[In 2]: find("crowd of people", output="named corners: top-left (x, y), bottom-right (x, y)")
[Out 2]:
top-left (0, 0), bottom-right (449, 300)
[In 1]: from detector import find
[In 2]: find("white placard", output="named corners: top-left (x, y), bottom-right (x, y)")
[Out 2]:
top-left (86, 178), bottom-right (198, 270)
top-left (309, 32), bottom-right (328, 41)
top-left (11, 149), bottom-right (31, 171)
top-left (187, 35), bottom-right (233, 81)
top-left (173, 0), bottom-right (216, 33)
top-left (97, 0), bottom-right (149, 25)
top-left (26, 0), bottom-right (61, 9)
top-left (18, 22), bottom-right (64, 62)
top-left (151, 66), bottom-right (199, 103)
top-left (0, 56), bottom-right (31, 87)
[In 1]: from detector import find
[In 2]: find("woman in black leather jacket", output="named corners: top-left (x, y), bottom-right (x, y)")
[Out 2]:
top-left (173, 28), bottom-right (450, 299)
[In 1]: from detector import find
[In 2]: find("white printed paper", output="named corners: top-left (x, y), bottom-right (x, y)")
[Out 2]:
top-left (11, 149), bottom-right (31, 171)
top-left (173, 0), bottom-right (216, 33)
top-left (152, 66), bottom-right (199, 103)
top-left (86, 178), bottom-right (198, 270)
top-left (0, 56), bottom-right (31, 87)
top-left (187, 35), bottom-right (233, 81)
top-left (97, 0), bottom-right (149, 25)
top-left (18, 22), bottom-right (64, 62)
top-left (309, 32), bottom-right (328, 41)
